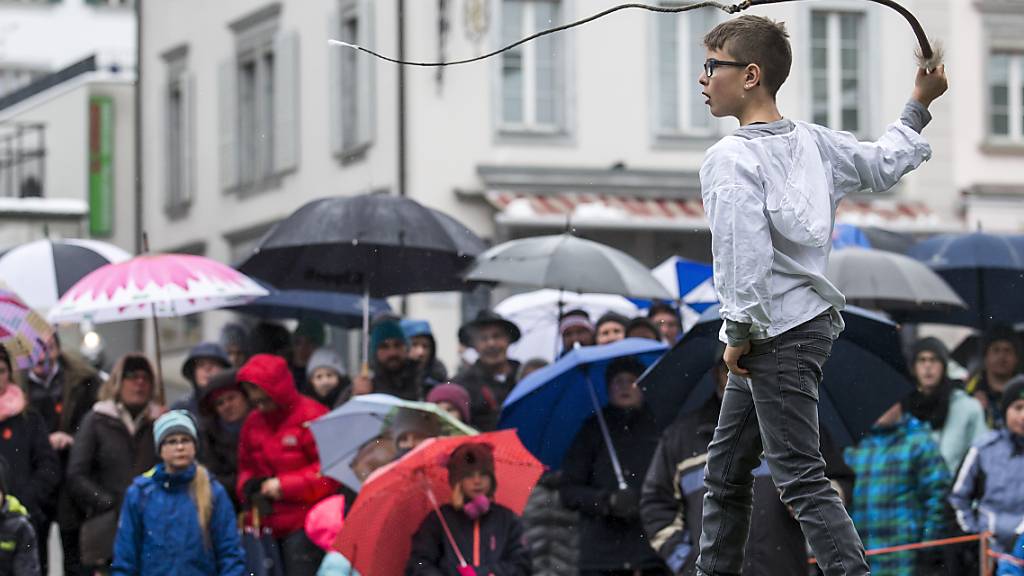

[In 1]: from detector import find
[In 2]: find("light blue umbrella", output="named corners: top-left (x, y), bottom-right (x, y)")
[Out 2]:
top-left (310, 394), bottom-right (476, 491)
top-left (497, 338), bottom-right (668, 486)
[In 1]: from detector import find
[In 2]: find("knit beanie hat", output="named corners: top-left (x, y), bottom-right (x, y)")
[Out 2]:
top-left (595, 312), bottom-right (629, 333)
top-left (370, 320), bottom-right (408, 354)
top-left (306, 347), bottom-right (346, 380)
top-left (153, 410), bottom-right (198, 450)
top-left (447, 443), bottom-right (496, 494)
top-left (1002, 374), bottom-right (1024, 420)
top-left (294, 319), bottom-right (326, 347)
top-left (911, 337), bottom-right (950, 377)
top-left (426, 383), bottom-right (472, 423)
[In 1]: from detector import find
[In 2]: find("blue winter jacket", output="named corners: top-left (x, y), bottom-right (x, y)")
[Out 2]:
top-left (998, 532), bottom-right (1024, 576)
top-left (950, 430), bottom-right (1024, 553)
top-left (112, 463), bottom-right (246, 576)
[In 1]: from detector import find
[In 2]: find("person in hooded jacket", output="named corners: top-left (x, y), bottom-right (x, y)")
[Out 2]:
top-left (236, 354), bottom-right (338, 576)
top-left (406, 442), bottom-right (531, 576)
top-left (302, 348), bottom-right (350, 409)
top-left (640, 360), bottom-right (854, 576)
top-left (0, 345), bottom-right (59, 571)
top-left (0, 455), bottom-right (41, 576)
top-left (18, 331), bottom-right (100, 576)
top-left (402, 319), bottom-right (448, 391)
top-left (67, 353), bottom-right (162, 571)
top-left (560, 357), bottom-right (668, 575)
top-left (112, 410), bottom-right (245, 576)
top-left (197, 370), bottom-right (250, 512)
top-left (904, 337), bottom-right (989, 475)
top-left (172, 343), bottom-right (231, 417)
top-left (950, 376), bottom-right (1024, 555)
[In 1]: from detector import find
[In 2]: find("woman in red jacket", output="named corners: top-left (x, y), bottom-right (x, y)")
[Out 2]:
top-left (236, 354), bottom-right (337, 576)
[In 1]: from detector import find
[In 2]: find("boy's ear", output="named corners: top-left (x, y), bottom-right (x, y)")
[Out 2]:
top-left (744, 63), bottom-right (761, 91)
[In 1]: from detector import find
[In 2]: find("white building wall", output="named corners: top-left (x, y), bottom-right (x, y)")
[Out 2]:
top-left (142, 0), bottom-right (1020, 370)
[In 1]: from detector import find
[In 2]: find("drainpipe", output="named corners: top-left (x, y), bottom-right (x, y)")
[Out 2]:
top-left (397, 0), bottom-right (409, 314)
top-left (134, 0), bottom-right (143, 255)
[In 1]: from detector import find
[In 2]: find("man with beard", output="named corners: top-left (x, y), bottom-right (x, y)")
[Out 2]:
top-left (454, 311), bottom-right (521, 431)
top-left (352, 319), bottom-right (422, 401)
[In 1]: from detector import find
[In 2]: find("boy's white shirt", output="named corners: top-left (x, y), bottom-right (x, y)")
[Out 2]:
top-left (701, 105), bottom-right (933, 345)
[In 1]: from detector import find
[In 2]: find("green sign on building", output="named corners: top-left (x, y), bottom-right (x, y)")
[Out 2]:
top-left (88, 96), bottom-right (114, 237)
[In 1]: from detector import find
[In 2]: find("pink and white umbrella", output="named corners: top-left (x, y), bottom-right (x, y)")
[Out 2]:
top-left (48, 254), bottom-right (268, 324)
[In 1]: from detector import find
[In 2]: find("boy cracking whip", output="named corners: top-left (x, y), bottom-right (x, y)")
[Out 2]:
top-left (694, 15), bottom-right (947, 576)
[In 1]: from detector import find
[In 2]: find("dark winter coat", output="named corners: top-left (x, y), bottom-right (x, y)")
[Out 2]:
top-left (196, 375), bottom-right (247, 512)
top-left (640, 396), bottom-right (858, 576)
top-left (66, 401), bottom-right (159, 529)
top-left (406, 503), bottom-right (531, 576)
top-left (520, 473), bottom-right (578, 576)
top-left (0, 386), bottom-right (59, 530)
top-left (454, 360), bottom-right (521, 432)
top-left (111, 463), bottom-right (246, 576)
top-left (236, 355), bottom-right (337, 538)
top-left (0, 496), bottom-right (40, 576)
top-left (21, 354), bottom-right (101, 529)
top-left (560, 405), bottom-right (667, 573)
top-left (372, 359), bottom-right (424, 401)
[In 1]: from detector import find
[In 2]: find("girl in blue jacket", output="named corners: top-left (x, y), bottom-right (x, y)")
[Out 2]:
top-left (112, 410), bottom-right (245, 576)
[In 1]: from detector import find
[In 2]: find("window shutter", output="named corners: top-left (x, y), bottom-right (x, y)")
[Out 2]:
top-left (357, 0), bottom-right (375, 146)
top-left (273, 30), bottom-right (300, 173)
top-left (182, 72), bottom-right (195, 204)
top-left (328, 9), bottom-right (345, 155)
top-left (218, 59), bottom-right (239, 190)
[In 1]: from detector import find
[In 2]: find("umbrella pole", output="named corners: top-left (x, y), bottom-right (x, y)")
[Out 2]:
top-left (555, 288), bottom-right (565, 358)
top-left (150, 303), bottom-right (165, 405)
top-left (584, 369), bottom-right (628, 490)
top-left (361, 282), bottom-right (370, 375)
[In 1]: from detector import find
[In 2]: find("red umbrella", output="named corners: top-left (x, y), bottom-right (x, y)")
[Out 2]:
top-left (334, 430), bottom-right (543, 576)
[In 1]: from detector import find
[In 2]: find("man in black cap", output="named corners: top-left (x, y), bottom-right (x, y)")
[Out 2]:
top-left (966, 325), bottom-right (1022, 427)
top-left (454, 311), bottom-right (522, 431)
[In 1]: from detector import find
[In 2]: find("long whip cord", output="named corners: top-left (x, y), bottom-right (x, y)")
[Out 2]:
top-left (329, 0), bottom-right (940, 69)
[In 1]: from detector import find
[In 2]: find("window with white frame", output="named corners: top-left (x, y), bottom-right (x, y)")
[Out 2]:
top-left (330, 0), bottom-right (374, 156)
top-left (500, 0), bottom-right (564, 131)
top-left (989, 52), bottom-right (1024, 141)
top-left (163, 48), bottom-right (193, 211)
top-left (654, 8), bottom-right (719, 137)
top-left (220, 4), bottom-right (299, 192)
top-left (810, 11), bottom-right (865, 134)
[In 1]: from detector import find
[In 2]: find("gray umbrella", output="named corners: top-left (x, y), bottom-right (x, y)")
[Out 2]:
top-left (465, 234), bottom-right (672, 300)
top-left (826, 247), bottom-right (966, 312)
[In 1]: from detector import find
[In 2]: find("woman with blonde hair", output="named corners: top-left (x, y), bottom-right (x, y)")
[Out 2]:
top-left (67, 353), bottom-right (163, 571)
top-left (112, 410), bottom-right (245, 575)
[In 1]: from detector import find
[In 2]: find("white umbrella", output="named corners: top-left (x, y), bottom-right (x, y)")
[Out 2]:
top-left (495, 289), bottom-right (640, 363)
top-left (0, 238), bottom-right (131, 311)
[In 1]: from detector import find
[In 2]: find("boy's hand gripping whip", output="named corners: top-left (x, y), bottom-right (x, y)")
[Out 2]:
top-left (329, 0), bottom-right (942, 71)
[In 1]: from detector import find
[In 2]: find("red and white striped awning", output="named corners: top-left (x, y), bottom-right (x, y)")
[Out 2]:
top-left (485, 191), bottom-right (942, 232)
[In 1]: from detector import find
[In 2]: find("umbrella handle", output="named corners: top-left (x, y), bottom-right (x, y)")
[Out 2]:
top-left (425, 486), bottom-right (470, 568)
top-left (584, 370), bottom-right (629, 491)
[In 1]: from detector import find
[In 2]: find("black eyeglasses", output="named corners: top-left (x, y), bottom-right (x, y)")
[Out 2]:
top-left (704, 58), bottom-right (750, 78)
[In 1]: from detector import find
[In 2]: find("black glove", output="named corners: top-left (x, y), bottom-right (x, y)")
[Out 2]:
top-left (605, 488), bottom-right (640, 519)
top-left (251, 494), bottom-right (274, 518)
top-left (242, 477), bottom-right (268, 504)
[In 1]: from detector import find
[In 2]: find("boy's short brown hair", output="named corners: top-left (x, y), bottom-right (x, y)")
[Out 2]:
top-left (703, 15), bottom-right (792, 98)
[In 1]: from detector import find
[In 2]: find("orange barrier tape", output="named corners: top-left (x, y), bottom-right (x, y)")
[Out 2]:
top-left (987, 549), bottom-right (1024, 567)
top-left (809, 534), bottom-right (983, 564)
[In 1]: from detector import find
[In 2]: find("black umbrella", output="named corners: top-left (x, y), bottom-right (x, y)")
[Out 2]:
top-left (638, 305), bottom-right (914, 448)
top-left (238, 193), bottom-right (487, 365)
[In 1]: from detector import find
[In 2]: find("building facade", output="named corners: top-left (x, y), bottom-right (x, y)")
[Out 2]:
top-left (140, 0), bottom-right (1020, 372)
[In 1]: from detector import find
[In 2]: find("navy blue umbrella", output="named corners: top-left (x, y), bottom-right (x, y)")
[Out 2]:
top-left (638, 305), bottom-right (913, 448)
top-left (498, 338), bottom-right (668, 479)
top-left (907, 232), bottom-right (1024, 329)
top-left (229, 281), bottom-right (391, 328)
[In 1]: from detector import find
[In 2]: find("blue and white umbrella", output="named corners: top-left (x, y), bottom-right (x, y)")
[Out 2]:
top-left (647, 256), bottom-right (717, 330)
top-left (0, 238), bottom-right (131, 311)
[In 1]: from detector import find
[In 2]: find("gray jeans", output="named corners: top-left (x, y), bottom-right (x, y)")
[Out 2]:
top-left (695, 314), bottom-right (869, 576)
